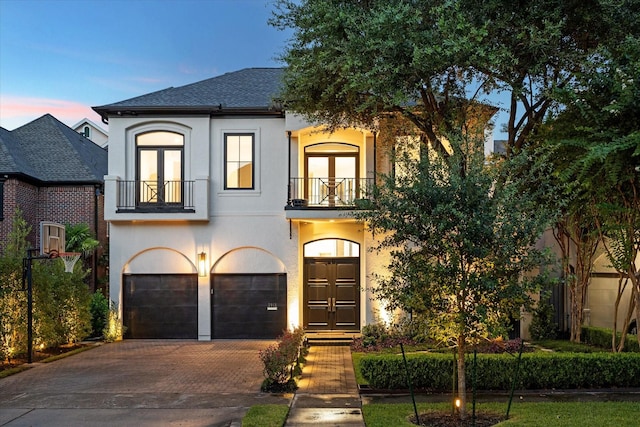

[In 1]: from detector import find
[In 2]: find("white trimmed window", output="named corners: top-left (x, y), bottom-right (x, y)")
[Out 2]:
top-left (224, 133), bottom-right (254, 190)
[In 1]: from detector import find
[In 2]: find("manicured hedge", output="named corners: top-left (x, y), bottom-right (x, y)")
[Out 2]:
top-left (358, 352), bottom-right (640, 390)
top-left (582, 326), bottom-right (640, 352)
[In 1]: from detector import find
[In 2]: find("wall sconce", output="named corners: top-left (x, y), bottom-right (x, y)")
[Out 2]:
top-left (198, 252), bottom-right (207, 277)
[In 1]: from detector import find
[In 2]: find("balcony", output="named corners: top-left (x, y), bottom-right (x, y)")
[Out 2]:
top-left (286, 177), bottom-right (373, 211)
top-left (104, 176), bottom-right (209, 221)
top-left (116, 180), bottom-right (195, 212)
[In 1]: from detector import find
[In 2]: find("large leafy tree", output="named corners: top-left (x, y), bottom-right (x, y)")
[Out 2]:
top-left (544, 35), bottom-right (640, 349)
top-left (357, 132), bottom-right (553, 417)
top-left (270, 0), bottom-right (629, 154)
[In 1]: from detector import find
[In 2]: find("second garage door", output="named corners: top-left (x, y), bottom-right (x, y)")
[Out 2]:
top-left (211, 273), bottom-right (287, 339)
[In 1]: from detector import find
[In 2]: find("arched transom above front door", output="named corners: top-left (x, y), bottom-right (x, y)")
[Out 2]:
top-left (303, 239), bottom-right (360, 331)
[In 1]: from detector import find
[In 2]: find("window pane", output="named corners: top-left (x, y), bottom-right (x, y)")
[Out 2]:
top-left (307, 157), bottom-right (329, 205)
top-left (137, 131), bottom-right (184, 146)
top-left (164, 150), bottom-right (182, 203)
top-left (239, 135), bottom-right (253, 161)
top-left (305, 143), bottom-right (358, 153)
top-left (139, 150), bottom-right (158, 203)
top-left (304, 239), bottom-right (360, 257)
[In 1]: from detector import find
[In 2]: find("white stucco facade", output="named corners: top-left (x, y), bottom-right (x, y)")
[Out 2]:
top-left (103, 109), bottom-right (391, 339)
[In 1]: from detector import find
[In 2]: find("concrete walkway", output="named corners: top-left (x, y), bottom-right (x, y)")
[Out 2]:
top-left (285, 344), bottom-right (365, 426)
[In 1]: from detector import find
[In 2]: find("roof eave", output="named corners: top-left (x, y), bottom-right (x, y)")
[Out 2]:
top-left (92, 105), bottom-right (285, 122)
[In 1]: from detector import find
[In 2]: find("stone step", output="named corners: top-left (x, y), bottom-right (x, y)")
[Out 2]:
top-left (305, 332), bottom-right (360, 346)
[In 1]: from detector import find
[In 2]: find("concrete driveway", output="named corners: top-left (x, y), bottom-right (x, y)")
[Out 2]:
top-left (0, 340), bottom-right (291, 426)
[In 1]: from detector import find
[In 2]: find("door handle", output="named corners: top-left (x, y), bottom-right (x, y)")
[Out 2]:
top-left (332, 298), bottom-right (336, 313)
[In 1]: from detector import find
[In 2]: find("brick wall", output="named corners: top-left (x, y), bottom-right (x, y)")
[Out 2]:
top-left (0, 177), bottom-right (108, 290)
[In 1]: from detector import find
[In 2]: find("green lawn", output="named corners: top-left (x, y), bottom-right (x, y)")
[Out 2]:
top-left (242, 404), bottom-right (289, 427)
top-left (363, 402), bottom-right (640, 427)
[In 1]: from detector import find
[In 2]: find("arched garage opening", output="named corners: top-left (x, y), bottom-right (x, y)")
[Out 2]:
top-left (122, 248), bottom-right (198, 339)
top-left (211, 247), bottom-right (287, 339)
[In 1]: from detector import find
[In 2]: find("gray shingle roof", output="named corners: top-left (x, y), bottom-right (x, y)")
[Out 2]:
top-left (93, 68), bottom-right (284, 118)
top-left (0, 127), bottom-right (37, 176)
top-left (1, 114), bottom-right (107, 183)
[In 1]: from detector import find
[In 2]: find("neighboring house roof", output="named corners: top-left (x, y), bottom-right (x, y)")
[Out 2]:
top-left (0, 114), bottom-right (108, 184)
top-left (0, 126), bottom-right (39, 177)
top-left (72, 118), bottom-right (109, 138)
top-left (93, 68), bottom-right (284, 119)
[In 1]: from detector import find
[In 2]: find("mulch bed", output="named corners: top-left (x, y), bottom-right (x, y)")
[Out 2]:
top-left (1, 343), bottom-right (88, 371)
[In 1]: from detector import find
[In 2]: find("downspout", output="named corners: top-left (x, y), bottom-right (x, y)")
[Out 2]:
top-left (287, 131), bottom-right (292, 206)
top-left (373, 132), bottom-right (377, 182)
top-left (287, 131), bottom-right (292, 240)
top-left (93, 185), bottom-right (100, 292)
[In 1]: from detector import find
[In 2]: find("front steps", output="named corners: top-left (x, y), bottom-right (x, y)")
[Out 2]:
top-left (305, 331), bottom-right (360, 346)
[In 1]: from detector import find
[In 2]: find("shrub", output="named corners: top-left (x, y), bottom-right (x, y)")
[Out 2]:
top-left (582, 326), bottom-right (640, 352)
top-left (352, 319), bottom-right (429, 352)
top-left (260, 326), bottom-right (306, 392)
top-left (90, 291), bottom-right (109, 338)
top-left (358, 351), bottom-right (640, 390)
top-left (529, 297), bottom-right (557, 340)
top-left (474, 338), bottom-right (531, 354)
top-left (0, 212), bottom-right (30, 361)
top-left (32, 259), bottom-right (92, 347)
top-left (103, 301), bottom-right (125, 342)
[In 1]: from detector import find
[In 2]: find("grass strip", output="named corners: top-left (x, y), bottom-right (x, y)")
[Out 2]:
top-left (363, 401), bottom-right (640, 427)
top-left (242, 404), bottom-right (289, 427)
top-left (0, 365), bottom-right (33, 379)
top-left (41, 345), bottom-right (98, 363)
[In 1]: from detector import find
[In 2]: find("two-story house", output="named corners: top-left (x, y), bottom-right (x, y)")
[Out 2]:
top-left (94, 67), bottom-right (502, 340)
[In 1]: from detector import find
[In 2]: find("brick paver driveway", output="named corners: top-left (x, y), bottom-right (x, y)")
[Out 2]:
top-left (0, 340), bottom-right (291, 427)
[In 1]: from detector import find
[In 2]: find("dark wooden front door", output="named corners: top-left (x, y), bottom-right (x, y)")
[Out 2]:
top-left (303, 257), bottom-right (360, 331)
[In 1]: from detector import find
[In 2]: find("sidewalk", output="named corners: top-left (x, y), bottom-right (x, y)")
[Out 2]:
top-left (285, 344), bottom-right (365, 426)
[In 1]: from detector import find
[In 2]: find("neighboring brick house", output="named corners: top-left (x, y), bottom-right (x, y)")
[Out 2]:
top-left (0, 114), bottom-right (108, 291)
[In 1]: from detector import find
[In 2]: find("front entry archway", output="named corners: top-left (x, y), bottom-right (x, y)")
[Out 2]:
top-left (303, 239), bottom-right (360, 331)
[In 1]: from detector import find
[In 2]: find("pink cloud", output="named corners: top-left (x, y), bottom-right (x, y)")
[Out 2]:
top-left (0, 95), bottom-right (101, 130)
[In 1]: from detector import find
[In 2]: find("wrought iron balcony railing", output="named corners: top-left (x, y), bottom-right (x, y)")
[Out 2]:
top-left (116, 180), bottom-right (195, 212)
top-left (287, 177), bottom-right (374, 208)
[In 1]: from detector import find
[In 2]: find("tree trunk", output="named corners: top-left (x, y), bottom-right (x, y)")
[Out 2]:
top-left (632, 271), bottom-right (640, 349)
top-left (457, 335), bottom-right (467, 419)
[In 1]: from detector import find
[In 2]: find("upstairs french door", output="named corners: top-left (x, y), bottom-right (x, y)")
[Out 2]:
top-left (305, 144), bottom-right (358, 206)
top-left (137, 147), bottom-right (183, 205)
top-left (136, 131), bottom-right (184, 207)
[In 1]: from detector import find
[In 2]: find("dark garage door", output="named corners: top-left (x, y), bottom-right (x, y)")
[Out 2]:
top-left (212, 273), bottom-right (287, 339)
top-left (123, 274), bottom-right (198, 339)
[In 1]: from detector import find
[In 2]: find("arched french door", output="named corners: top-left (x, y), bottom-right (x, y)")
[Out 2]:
top-left (303, 239), bottom-right (360, 331)
top-left (305, 143), bottom-right (359, 206)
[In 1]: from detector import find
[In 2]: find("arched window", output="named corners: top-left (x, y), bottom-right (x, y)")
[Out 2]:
top-left (304, 239), bottom-right (359, 257)
top-left (83, 126), bottom-right (91, 138)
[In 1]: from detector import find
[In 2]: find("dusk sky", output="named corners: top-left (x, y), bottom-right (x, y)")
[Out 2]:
top-left (0, 0), bottom-right (291, 131)
top-left (1, 0), bottom-right (509, 137)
